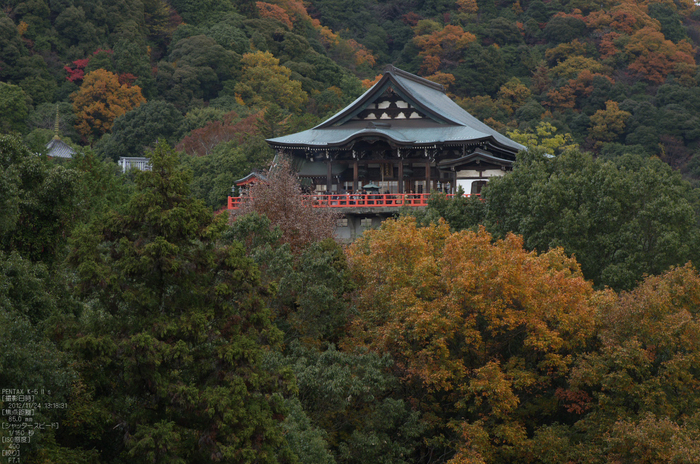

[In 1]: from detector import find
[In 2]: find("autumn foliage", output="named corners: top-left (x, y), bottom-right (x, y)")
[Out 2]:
top-left (72, 69), bottom-right (145, 140)
top-left (234, 51), bottom-right (308, 112)
top-left (413, 24), bottom-right (476, 73)
top-left (547, 70), bottom-right (614, 110)
top-left (257, 2), bottom-right (294, 28)
top-left (64, 58), bottom-right (90, 83)
top-left (361, 74), bottom-right (383, 89)
top-left (456, 0), bottom-right (478, 14)
top-left (588, 100), bottom-right (631, 143)
top-left (345, 217), bottom-right (602, 461)
top-left (235, 156), bottom-right (338, 252)
top-left (346, 217), bottom-right (597, 391)
top-left (579, 264), bottom-right (700, 419)
top-left (176, 111), bottom-right (262, 156)
top-left (625, 28), bottom-right (696, 83)
top-left (565, 264), bottom-right (700, 462)
top-left (345, 39), bottom-right (377, 67)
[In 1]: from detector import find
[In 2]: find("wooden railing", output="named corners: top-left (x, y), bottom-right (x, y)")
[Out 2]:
top-left (228, 193), bottom-right (475, 210)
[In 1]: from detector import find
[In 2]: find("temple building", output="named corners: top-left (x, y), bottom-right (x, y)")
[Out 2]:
top-left (231, 65), bottom-right (525, 239)
top-left (266, 65), bottom-right (524, 196)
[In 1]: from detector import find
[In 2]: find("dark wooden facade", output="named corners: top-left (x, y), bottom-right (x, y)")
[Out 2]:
top-left (265, 65), bottom-right (525, 196)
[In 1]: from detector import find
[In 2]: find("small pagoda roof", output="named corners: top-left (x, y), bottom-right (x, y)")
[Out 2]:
top-left (234, 171), bottom-right (268, 186)
top-left (46, 136), bottom-right (75, 159)
top-left (267, 66), bottom-right (525, 155)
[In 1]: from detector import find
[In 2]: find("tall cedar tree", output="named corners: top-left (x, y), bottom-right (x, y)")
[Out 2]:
top-left (67, 141), bottom-right (293, 463)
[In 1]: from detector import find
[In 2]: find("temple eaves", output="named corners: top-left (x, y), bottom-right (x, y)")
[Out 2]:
top-left (266, 65), bottom-right (525, 156)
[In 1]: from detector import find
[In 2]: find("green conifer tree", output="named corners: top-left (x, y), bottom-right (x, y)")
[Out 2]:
top-left (67, 140), bottom-right (293, 463)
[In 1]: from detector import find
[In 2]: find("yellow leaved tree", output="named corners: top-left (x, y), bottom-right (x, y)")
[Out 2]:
top-left (234, 51), bottom-right (308, 112)
top-left (507, 121), bottom-right (578, 154)
top-left (588, 100), bottom-right (631, 144)
top-left (496, 77), bottom-right (531, 114)
top-left (72, 69), bottom-right (145, 140)
top-left (72, 69), bottom-right (146, 139)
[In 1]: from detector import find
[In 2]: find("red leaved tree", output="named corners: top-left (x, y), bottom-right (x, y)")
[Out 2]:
top-left (64, 58), bottom-right (90, 83)
top-left (256, 2), bottom-right (293, 28)
top-left (176, 111), bottom-right (261, 157)
top-left (234, 156), bottom-right (338, 252)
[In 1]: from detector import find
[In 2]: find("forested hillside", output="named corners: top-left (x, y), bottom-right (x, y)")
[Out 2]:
top-left (311, 0), bottom-right (700, 168)
top-left (1, 0), bottom-right (375, 207)
top-left (5, 0), bottom-right (700, 462)
top-left (4, 0), bottom-right (700, 180)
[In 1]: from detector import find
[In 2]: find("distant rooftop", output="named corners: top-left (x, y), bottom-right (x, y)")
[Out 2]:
top-left (46, 136), bottom-right (75, 159)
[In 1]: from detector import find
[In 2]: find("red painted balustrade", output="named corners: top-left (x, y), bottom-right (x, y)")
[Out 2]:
top-left (227, 193), bottom-right (477, 210)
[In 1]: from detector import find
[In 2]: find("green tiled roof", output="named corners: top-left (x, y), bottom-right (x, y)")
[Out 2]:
top-left (268, 66), bottom-right (525, 155)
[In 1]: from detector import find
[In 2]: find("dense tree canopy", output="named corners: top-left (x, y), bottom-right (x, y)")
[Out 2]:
top-left (345, 217), bottom-right (602, 462)
top-left (0, 82), bottom-right (30, 133)
top-left (3, 0), bottom-right (700, 174)
top-left (485, 150), bottom-right (700, 290)
top-left (98, 100), bottom-right (184, 161)
top-left (66, 141), bottom-right (292, 463)
top-left (0, 134), bottom-right (81, 263)
top-left (7, 0), bottom-right (700, 462)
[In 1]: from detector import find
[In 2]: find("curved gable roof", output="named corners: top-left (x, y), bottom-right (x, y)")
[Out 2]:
top-left (268, 66), bottom-right (525, 154)
top-left (390, 69), bottom-right (524, 152)
top-left (316, 66), bottom-right (461, 128)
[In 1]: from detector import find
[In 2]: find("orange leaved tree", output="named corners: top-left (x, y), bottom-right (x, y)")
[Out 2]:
top-left (72, 69), bottom-right (145, 140)
top-left (625, 27), bottom-right (696, 84)
top-left (413, 24), bottom-right (476, 73)
top-left (344, 217), bottom-right (603, 462)
top-left (256, 2), bottom-right (293, 28)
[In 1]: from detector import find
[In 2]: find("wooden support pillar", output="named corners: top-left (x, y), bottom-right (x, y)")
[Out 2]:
top-left (398, 160), bottom-right (404, 193)
top-left (326, 160), bottom-right (332, 192)
top-left (425, 161), bottom-right (431, 193)
top-left (353, 160), bottom-right (358, 192)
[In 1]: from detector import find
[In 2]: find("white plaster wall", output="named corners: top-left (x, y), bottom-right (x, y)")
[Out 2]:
top-left (456, 169), bottom-right (505, 178)
top-left (456, 179), bottom-right (481, 194)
